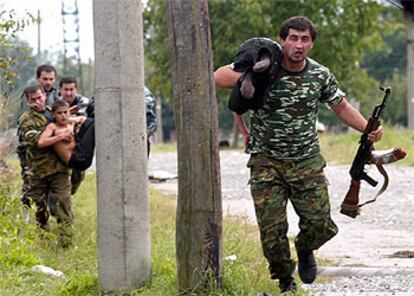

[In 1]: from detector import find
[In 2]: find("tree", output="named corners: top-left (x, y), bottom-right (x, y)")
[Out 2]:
top-left (167, 0), bottom-right (222, 292)
top-left (145, 1), bottom-right (390, 132)
top-left (0, 9), bottom-right (37, 130)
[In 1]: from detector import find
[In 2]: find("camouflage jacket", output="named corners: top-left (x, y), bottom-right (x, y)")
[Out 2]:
top-left (247, 57), bottom-right (344, 160)
top-left (18, 108), bottom-right (69, 179)
top-left (145, 86), bottom-right (157, 137)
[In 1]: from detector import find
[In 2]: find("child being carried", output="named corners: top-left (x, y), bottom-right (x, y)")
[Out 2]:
top-left (39, 100), bottom-right (95, 170)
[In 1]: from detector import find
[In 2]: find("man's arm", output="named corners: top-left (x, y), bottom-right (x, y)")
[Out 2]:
top-left (68, 115), bottom-right (86, 125)
top-left (214, 65), bottom-right (250, 145)
top-left (329, 98), bottom-right (383, 142)
top-left (38, 123), bottom-right (72, 148)
top-left (233, 112), bottom-right (251, 147)
top-left (214, 65), bottom-right (242, 89)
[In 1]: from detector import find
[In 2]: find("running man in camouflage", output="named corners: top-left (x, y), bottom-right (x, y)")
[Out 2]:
top-left (215, 16), bottom-right (383, 295)
top-left (19, 84), bottom-right (73, 247)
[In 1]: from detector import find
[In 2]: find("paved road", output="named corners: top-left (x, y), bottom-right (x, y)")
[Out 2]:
top-left (149, 150), bottom-right (414, 295)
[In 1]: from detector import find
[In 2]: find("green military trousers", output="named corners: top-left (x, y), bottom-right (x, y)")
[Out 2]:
top-left (247, 153), bottom-right (338, 280)
top-left (27, 172), bottom-right (73, 238)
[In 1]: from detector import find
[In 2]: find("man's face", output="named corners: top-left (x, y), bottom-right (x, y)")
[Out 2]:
top-left (60, 82), bottom-right (78, 104)
top-left (280, 29), bottom-right (314, 64)
top-left (53, 106), bottom-right (70, 125)
top-left (36, 71), bottom-right (56, 92)
top-left (27, 90), bottom-right (46, 112)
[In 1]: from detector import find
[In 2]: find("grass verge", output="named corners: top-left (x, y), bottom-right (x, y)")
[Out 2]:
top-left (0, 161), bottom-right (308, 296)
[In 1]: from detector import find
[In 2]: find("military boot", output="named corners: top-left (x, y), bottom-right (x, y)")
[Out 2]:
top-left (297, 249), bottom-right (317, 284)
top-left (279, 276), bottom-right (297, 295)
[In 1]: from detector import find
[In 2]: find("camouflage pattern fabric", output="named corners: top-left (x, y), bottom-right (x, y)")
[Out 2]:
top-left (18, 108), bottom-right (69, 179)
top-left (246, 57), bottom-right (345, 159)
top-left (145, 86), bottom-right (157, 137)
top-left (27, 172), bottom-right (73, 245)
top-left (247, 153), bottom-right (338, 280)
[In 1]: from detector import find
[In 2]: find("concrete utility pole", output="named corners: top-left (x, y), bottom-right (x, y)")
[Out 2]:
top-left (93, 0), bottom-right (150, 293)
top-left (167, 0), bottom-right (223, 292)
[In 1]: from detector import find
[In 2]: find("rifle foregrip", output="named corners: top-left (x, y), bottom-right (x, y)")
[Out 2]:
top-left (340, 180), bottom-right (361, 218)
top-left (369, 146), bottom-right (407, 165)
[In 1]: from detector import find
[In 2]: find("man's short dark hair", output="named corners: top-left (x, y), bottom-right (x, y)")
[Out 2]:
top-left (52, 100), bottom-right (70, 112)
top-left (36, 64), bottom-right (57, 78)
top-left (279, 16), bottom-right (317, 41)
top-left (59, 76), bottom-right (78, 88)
top-left (24, 84), bottom-right (45, 98)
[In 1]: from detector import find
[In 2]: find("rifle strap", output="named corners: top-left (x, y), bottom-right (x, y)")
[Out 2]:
top-left (359, 164), bottom-right (389, 208)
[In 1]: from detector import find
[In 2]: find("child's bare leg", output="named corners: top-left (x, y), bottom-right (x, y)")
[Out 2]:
top-left (253, 53), bottom-right (271, 72)
top-left (240, 71), bottom-right (255, 99)
top-left (54, 141), bottom-right (75, 165)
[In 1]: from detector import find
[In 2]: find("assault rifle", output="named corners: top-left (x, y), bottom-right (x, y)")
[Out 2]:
top-left (340, 86), bottom-right (406, 218)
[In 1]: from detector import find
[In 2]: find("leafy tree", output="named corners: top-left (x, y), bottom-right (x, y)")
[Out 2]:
top-left (383, 71), bottom-right (407, 125)
top-left (0, 37), bottom-right (38, 128)
top-left (361, 7), bottom-right (406, 83)
top-left (144, 1), bottom-right (400, 133)
top-left (0, 9), bottom-right (37, 130)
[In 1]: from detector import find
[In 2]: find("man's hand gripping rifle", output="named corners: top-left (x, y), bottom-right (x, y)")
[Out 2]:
top-left (340, 87), bottom-right (407, 218)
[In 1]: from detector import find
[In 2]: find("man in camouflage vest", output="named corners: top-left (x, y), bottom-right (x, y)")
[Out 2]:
top-left (214, 16), bottom-right (383, 295)
top-left (17, 65), bottom-right (61, 207)
top-left (19, 84), bottom-right (73, 247)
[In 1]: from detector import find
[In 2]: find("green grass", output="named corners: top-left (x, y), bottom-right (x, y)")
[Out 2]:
top-left (151, 142), bottom-right (178, 153)
top-left (0, 162), bottom-right (308, 296)
top-left (319, 126), bottom-right (414, 165)
top-left (153, 126), bottom-right (414, 166)
top-left (2, 128), bottom-right (411, 295)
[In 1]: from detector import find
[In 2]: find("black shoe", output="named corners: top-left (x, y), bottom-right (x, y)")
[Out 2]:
top-left (279, 277), bottom-right (297, 295)
top-left (297, 250), bottom-right (317, 284)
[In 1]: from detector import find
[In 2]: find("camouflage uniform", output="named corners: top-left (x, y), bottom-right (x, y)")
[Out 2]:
top-left (145, 86), bottom-right (157, 156)
top-left (19, 108), bottom-right (73, 244)
top-left (246, 56), bottom-right (342, 280)
top-left (17, 88), bottom-right (61, 205)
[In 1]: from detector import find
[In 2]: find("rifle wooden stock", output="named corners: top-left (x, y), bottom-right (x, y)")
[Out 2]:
top-left (340, 180), bottom-right (361, 218)
top-left (341, 147), bottom-right (407, 218)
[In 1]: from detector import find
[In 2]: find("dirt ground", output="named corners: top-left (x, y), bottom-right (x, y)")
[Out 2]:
top-left (149, 151), bottom-right (414, 270)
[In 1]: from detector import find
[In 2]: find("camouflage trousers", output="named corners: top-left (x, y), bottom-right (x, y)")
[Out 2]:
top-left (247, 153), bottom-right (338, 280)
top-left (27, 172), bottom-right (73, 242)
top-left (49, 169), bottom-right (85, 217)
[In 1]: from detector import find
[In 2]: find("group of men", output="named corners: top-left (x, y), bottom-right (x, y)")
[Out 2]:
top-left (17, 64), bottom-right (157, 247)
top-left (16, 14), bottom-right (385, 295)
